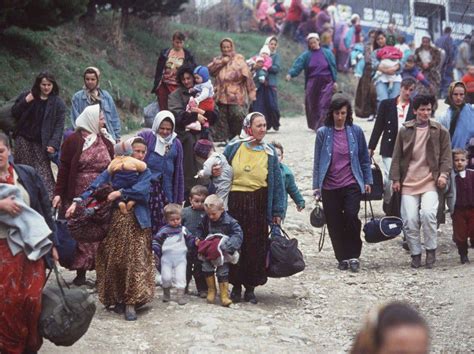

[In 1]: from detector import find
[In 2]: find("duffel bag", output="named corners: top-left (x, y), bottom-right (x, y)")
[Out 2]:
top-left (40, 264), bottom-right (96, 346)
top-left (363, 198), bottom-right (403, 243)
top-left (266, 225), bottom-right (305, 278)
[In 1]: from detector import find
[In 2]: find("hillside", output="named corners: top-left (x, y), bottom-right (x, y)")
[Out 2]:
top-left (0, 14), bottom-right (356, 130)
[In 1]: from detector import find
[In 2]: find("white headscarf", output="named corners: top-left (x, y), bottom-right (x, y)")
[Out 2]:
top-left (152, 110), bottom-right (177, 156)
top-left (75, 104), bottom-right (115, 151)
top-left (260, 45), bottom-right (271, 56)
top-left (264, 36), bottom-right (278, 53)
top-left (229, 112), bottom-right (274, 155)
top-left (307, 33), bottom-right (320, 42)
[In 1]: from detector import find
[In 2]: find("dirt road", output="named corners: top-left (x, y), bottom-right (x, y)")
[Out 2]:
top-left (42, 106), bottom-right (474, 353)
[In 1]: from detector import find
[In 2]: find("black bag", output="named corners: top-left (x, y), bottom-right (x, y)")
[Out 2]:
top-left (266, 225), bottom-right (305, 278)
top-left (310, 200), bottom-right (325, 228)
top-left (363, 198), bottom-right (404, 243)
top-left (53, 209), bottom-right (77, 269)
top-left (365, 158), bottom-right (383, 201)
top-left (40, 264), bottom-right (96, 346)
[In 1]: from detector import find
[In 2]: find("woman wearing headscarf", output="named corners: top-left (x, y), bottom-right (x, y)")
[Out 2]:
top-left (139, 110), bottom-right (184, 234)
top-left (66, 137), bottom-right (155, 321)
top-left (286, 33), bottom-right (337, 131)
top-left (208, 38), bottom-right (256, 142)
top-left (11, 71), bottom-right (66, 198)
top-left (168, 65), bottom-right (218, 198)
top-left (354, 29), bottom-right (377, 119)
top-left (71, 66), bottom-right (121, 141)
top-left (151, 31), bottom-right (196, 111)
top-left (0, 132), bottom-right (57, 354)
top-left (53, 104), bottom-right (115, 285)
top-left (414, 36), bottom-right (441, 110)
top-left (251, 36), bottom-right (282, 131)
top-left (223, 112), bottom-right (284, 304)
top-left (438, 82), bottom-right (474, 150)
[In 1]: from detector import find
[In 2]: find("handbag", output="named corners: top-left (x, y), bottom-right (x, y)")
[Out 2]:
top-left (40, 263), bottom-right (96, 346)
top-left (363, 198), bottom-right (404, 243)
top-left (53, 209), bottom-right (77, 269)
top-left (310, 200), bottom-right (326, 252)
top-left (67, 184), bottom-right (114, 243)
top-left (364, 158), bottom-right (383, 201)
top-left (266, 224), bottom-right (305, 278)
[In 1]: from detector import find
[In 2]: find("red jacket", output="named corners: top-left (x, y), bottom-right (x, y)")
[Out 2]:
top-left (54, 132), bottom-right (114, 201)
top-left (287, 0), bottom-right (304, 22)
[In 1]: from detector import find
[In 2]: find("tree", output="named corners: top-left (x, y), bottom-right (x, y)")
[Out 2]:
top-left (90, 0), bottom-right (189, 49)
top-left (0, 0), bottom-right (89, 31)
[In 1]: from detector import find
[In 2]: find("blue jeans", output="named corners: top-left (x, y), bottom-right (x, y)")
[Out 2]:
top-left (375, 81), bottom-right (401, 110)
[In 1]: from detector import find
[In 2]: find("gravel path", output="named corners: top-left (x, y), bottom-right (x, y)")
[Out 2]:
top-left (42, 105), bottom-right (474, 353)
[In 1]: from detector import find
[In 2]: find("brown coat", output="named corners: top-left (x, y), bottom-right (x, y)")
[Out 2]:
top-left (389, 119), bottom-right (452, 185)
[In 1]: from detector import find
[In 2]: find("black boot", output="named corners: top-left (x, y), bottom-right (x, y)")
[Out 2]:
top-left (426, 249), bottom-right (436, 269)
top-left (230, 285), bottom-right (242, 303)
top-left (458, 246), bottom-right (470, 264)
top-left (72, 270), bottom-right (86, 286)
top-left (244, 286), bottom-right (258, 304)
top-left (411, 254), bottom-right (422, 268)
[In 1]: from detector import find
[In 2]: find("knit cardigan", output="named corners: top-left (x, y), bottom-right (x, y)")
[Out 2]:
top-left (224, 142), bottom-right (285, 221)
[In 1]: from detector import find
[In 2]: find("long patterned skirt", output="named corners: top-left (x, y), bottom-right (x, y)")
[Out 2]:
top-left (228, 188), bottom-right (269, 287)
top-left (0, 239), bottom-right (46, 353)
top-left (149, 180), bottom-right (168, 235)
top-left (13, 136), bottom-right (55, 199)
top-left (96, 210), bottom-right (155, 307)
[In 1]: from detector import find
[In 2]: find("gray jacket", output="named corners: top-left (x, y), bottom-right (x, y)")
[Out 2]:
top-left (0, 184), bottom-right (52, 261)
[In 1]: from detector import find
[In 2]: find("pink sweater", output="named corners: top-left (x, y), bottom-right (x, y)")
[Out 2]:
top-left (402, 126), bottom-right (436, 195)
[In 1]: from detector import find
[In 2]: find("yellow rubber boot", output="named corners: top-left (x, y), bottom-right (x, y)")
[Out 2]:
top-left (205, 276), bottom-right (216, 304)
top-left (219, 282), bottom-right (233, 307)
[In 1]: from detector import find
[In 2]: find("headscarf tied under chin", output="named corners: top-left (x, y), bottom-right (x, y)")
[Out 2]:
top-left (229, 112), bottom-right (274, 155)
top-left (445, 81), bottom-right (467, 138)
top-left (220, 38), bottom-right (236, 58)
top-left (152, 110), bottom-right (177, 156)
top-left (75, 104), bottom-right (115, 151)
top-left (83, 66), bottom-right (101, 104)
top-left (264, 36), bottom-right (278, 53)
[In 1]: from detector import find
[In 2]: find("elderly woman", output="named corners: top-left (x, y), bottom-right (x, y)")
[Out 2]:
top-left (438, 82), bottom-right (474, 150)
top-left (168, 65), bottom-right (218, 197)
top-left (223, 112), bottom-right (284, 304)
top-left (66, 137), bottom-right (154, 321)
top-left (151, 31), bottom-right (196, 111)
top-left (53, 104), bottom-right (115, 285)
top-left (414, 36), bottom-right (441, 104)
top-left (208, 38), bottom-right (256, 142)
top-left (139, 110), bottom-right (184, 234)
top-left (251, 36), bottom-right (282, 131)
top-left (313, 98), bottom-right (372, 272)
top-left (371, 30), bottom-right (402, 109)
top-left (11, 71), bottom-right (66, 198)
top-left (287, 33), bottom-right (337, 131)
top-left (0, 132), bottom-right (57, 353)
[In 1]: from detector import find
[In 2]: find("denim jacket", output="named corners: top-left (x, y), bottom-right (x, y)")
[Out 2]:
top-left (313, 124), bottom-right (373, 193)
top-left (79, 169), bottom-right (152, 229)
top-left (71, 89), bottom-right (121, 140)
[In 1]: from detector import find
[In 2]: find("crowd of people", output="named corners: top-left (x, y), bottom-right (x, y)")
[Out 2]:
top-left (1, 8), bottom-right (474, 352)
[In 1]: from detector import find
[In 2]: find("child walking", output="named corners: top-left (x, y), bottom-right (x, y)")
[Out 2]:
top-left (272, 141), bottom-right (305, 220)
top-left (196, 195), bottom-right (243, 307)
top-left (448, 149), bottom-right (474, 264)
top-left (182, 185), bottom-right (209, 297)
top-left (152, 204), bottom-right (197, 305)
top-left (194, 139), bottom-right (233, 210)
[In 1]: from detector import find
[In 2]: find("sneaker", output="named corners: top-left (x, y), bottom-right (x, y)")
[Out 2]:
top-left (349, 259), bottom-right (360, 273)
top-left (337, 260), bottom-right (349, 270)
top-left (411, 254), bottom-right (422, 268)
top-left (460, 254), bottom-right (470, 264)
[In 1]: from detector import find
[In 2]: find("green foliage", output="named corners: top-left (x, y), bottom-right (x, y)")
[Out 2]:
top-left (0, 0), bottom-right (88, 31)
top-left (93, 0), bottom-right (188, 17)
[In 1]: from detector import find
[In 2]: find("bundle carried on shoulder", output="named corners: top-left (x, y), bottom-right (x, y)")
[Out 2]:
top-left (266, 225), bottom-right (305, 278)
top-left (67, 184), bottom-right (114, 243)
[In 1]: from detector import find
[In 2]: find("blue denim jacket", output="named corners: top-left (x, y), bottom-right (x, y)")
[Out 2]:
top-left (79, 169), bottom-right (152, 229)
top-left (313, 124), bottom-right (373, 193)
top-left (71, 89), bottom-right (121, 140)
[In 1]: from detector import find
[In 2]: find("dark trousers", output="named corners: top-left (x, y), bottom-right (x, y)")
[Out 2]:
top-left (322, 184), bottom-right (362, 262)
top-left (452, 207), bottom-right (474, 256)
top-left (186, 255), bottom-right (207, 292)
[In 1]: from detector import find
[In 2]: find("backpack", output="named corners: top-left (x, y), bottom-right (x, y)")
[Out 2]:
top-left (40, 264), bottom-right (96, 346)
top-left (266, 225), bottom-right (305, 278)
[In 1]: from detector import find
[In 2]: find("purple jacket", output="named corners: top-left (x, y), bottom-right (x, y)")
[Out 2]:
top-left (139, 129), bottom-right (184, 204)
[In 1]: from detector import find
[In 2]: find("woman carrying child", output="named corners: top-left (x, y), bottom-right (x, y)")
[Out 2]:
top-left (66, 137), bottom-right (155, 321)
top-left (139, 110), bottom-right (185, 234)
top-left (223, 112), bottom-right (285, 304)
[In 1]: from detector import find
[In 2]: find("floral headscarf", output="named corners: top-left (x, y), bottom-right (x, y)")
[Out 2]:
top-left (83, 66), bottom-right (101, 104)
top-left (229, 112), bottom-right (274, 155)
